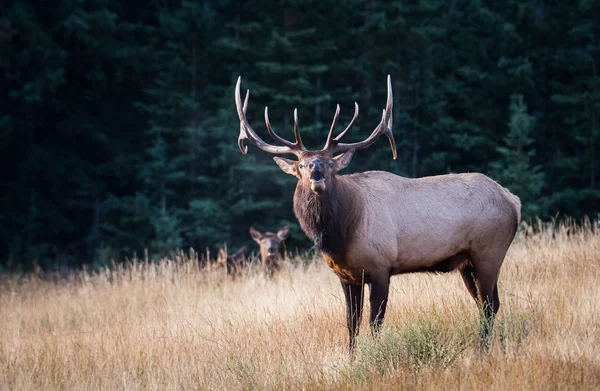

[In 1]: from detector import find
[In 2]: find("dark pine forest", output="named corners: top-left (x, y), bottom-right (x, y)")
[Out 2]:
top-left (2, 1), bottom-right (599, 271)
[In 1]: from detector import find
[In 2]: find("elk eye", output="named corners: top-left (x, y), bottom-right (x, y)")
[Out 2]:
top-left (328, 162), bottom-right (334, 168)
top-left (299, 163), bottom-right (304, 169)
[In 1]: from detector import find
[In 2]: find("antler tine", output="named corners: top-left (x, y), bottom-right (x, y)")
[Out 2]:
top-left (384, 74), bottom-right (393, 131)
top-left (334, 102), bottom-right (359, 142)
top-left (294, 109), bottom-right (306, 151)
top-left (235, 76), bottom-right (300, 156)
top-left (327, 75), bottom-right (397, 159)
top-left (323, 104), bottom-right (340, 150)
top-left (243, 87), bottom-right (249, 113)
top-left (322, 102), bottom-right (358, 151)
top-left (264, 107), bottom-right (306, 151)
top-left (293, 109), bottom-right (305, 150)
top-left (264, 107), bottom-right (295, 148)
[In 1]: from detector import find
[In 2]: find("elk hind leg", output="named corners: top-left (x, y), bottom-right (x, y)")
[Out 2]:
top-left (459, 261), bottom-right (501, 343)
top-left (458, 262), bottom-right (479, 301)
top-left (477, 277), bottom-right (500, 348)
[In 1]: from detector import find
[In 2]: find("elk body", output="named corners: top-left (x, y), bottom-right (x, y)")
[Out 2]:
top-left (250, 226), bottom-right (289, 276)
top-left (216, 247), bottom-right (248, 278)
top-left (234, 76), bottom-right (521, 352)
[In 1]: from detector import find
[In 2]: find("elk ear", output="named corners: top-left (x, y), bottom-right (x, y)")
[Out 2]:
top-left (273, 157), bottom-right (298, 177)
top-left (217, 248), bottom-right (226, 263)
top-left (233, 246), bottom-right (246, 258)
top-left (277, 226), bottom-right (289, 241)
top-left (333, 150), bottom-right (355, 172)
top-left (249, 226), bottom-right (263, 242)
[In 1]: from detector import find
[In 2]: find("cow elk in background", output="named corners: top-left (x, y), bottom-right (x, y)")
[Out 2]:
top-left (216, 247), bottom-right (248, 278)
top-left (249, 226), bottom-right (289, 277)
top-left (234, 75), bottom-right (521, 354)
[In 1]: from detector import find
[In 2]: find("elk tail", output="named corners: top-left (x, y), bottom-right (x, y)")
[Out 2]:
top-left (508, 191), bottom-right (522, 225)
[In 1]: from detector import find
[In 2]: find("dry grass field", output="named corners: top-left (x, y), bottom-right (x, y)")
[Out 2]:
top-left (2, 221), bottom-right (600, 390)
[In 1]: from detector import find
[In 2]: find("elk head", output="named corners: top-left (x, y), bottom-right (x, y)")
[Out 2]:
top-left (234, 75), bottom-right (397, 194)
top-left (249, 226), bottom-right (289, 274)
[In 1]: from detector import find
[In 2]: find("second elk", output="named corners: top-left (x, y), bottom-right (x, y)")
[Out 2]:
top-left (250, 226), bottom-right (289, 277)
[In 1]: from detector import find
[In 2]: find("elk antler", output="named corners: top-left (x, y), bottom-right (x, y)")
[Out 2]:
top-left (265, 107), bottom-right (306, 152)
top-left (235, 77), bottom-right (306, 156)
top-left (323, 75), bottom-right (397, 159)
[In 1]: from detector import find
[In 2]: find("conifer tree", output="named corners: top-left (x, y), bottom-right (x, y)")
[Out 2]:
top-left (491, 94), bottom-right (545, 218)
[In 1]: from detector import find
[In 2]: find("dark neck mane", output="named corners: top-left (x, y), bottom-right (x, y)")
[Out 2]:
top-left (293, 178), bottom-right (358, 257)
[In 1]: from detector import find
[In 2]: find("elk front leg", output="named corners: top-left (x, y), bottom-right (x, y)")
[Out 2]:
top-left (369, 275), bottom-right (390, 335)
top-left (341, 280), bottom-right (364, 354)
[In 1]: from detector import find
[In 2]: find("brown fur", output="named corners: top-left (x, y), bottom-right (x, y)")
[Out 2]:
top-left (294, 179), bottom-right (359, 258)
top-left (292, 168), bottom-right (521, 284)
top-left (216, 247), bottom-right (248, 278)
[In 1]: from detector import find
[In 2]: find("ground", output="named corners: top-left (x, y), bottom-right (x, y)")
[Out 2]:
top-left (1, 221), bottom-right (600, 390)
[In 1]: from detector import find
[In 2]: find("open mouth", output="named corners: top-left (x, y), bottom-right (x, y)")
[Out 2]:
top-left (310, 171), bottom-right (324, 182)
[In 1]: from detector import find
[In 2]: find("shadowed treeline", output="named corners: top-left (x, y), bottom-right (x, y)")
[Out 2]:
top-left (2, 1), bottom-right (599, 270)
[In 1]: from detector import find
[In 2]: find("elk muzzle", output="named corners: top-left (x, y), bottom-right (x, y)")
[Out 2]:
top-left (267, 246), bottom-right (278, 256)
top-left (309, 161), bottom-right (327, 193)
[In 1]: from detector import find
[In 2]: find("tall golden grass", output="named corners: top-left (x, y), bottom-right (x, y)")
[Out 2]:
top-left (2, 220), bottom-right (600, 390)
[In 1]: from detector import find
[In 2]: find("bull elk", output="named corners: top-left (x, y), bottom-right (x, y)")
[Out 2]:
top-left (249, 226), bottom-right (289, 276)
top-left (234, 75), bottom-right (521, 353)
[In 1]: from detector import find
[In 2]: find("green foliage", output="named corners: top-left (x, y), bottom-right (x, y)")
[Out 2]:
top-left (491, 94), bottom-right (546, 218)
top-left (352, 304), bottom-right (539, 380)
top-left (352, 312), bottom-right (472, 379)
top-left (2, 0), bottom-right (600, 269)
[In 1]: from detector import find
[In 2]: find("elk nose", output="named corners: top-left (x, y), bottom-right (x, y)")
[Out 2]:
top-left (309, 161), bottom-right (323, 170)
